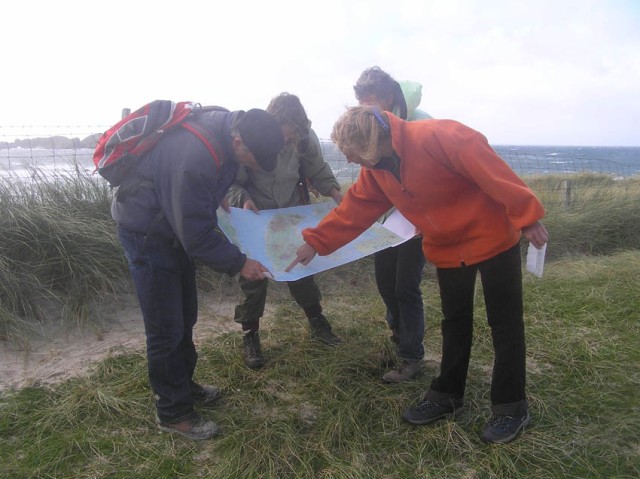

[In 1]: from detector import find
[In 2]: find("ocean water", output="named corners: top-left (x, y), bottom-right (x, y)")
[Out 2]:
top-left (1, 143), bottom-right (639, 182)
top-left (0, 147), bottom-right (97, 180)
top-left (320, 143), bottom-right (640, 183)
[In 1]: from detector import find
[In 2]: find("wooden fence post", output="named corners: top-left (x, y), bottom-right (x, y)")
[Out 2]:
top-left (561, 179), bottom-right (572, 208)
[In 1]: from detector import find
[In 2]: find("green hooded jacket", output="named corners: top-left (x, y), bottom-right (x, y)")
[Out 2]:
top-left (397, 80), bottom-right (432, 121)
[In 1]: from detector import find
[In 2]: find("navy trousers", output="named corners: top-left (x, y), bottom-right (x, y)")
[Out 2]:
top-left (118, 227), bottom-right (198, 422)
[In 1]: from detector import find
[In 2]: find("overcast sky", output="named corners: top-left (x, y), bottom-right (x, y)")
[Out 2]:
top-left (1, 0), bottom-right (638, 146)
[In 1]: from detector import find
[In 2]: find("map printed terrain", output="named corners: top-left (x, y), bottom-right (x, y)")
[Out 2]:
top-left (217, 202), bottom-right (413, 281)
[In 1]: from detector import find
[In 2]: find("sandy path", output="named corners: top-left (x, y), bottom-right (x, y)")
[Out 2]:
top-left (0, 291), bottom-right (243, 394)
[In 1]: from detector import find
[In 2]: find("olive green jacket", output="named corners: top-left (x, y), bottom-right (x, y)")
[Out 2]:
top-left (226, 129), bottom-right (340, 210)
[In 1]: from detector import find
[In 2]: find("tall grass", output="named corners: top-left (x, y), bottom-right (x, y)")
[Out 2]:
top-left (528, 173), bottom-right (640, 257)
top-left (0, 169), bottom-right (127, 343)
top-left (0, 170), bottom-right (639, 477)
top-left (1, 171), bottom-right (639, 341)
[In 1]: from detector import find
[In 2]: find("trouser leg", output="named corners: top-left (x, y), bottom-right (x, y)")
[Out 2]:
top-left (374, 246), bottom-right (400, 332)
top-left (427, 262), bottom-right (477, 404)
top-left (181, 257), bottom-right (199, 382)
top-left (394, 237), bottom-right (426, 362)
top-left (479, 244), bottom-right (527, 414)
top-left (118, 229), bottom-right (197, 422)
top-left (287, 275), bottom-right (323, 318)
top-left (234, 277), bottom-right (269, 331)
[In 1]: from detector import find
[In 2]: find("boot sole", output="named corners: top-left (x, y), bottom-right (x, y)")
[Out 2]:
top-left (402, 408), bottom-right (461, 426)
top-left (158, 423), bottom-right (220, 440)
top-left (382, 374), bottom-right (421, 384)
top-left (310, 336), bottom-right (341, 347)
top-left (244, 360), bottom-right (266, 369)
top-left (382, 368), bottom-right (422, 383)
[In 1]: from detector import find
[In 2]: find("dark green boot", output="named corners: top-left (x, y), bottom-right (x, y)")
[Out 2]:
top-left (308, 314), bottom-right (341, 346)
top-left (242, 330), bottom-right (265, 369)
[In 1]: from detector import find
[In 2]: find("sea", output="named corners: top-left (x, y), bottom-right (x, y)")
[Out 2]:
top-left (320, 143), bottom-right (640, 184)
top-left (1, 142), bottom-right (639, 184)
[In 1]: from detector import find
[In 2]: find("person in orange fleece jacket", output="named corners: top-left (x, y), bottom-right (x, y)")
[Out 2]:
top-left (286, 105), bottom-right (549, 444)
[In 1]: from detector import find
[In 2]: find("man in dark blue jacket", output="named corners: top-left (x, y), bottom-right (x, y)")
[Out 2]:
top-left (112, 108), bottom-right (284, 440)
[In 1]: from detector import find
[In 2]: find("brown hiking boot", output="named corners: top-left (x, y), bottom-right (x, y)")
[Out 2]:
top-left (308, 314), bottom-right (341, 346)
top-left (243, 330), bottom-right (265, 369)
top-left (157, 412), bottom-right (220, 440)
top-left (382, 360), bottom-right (423, 383)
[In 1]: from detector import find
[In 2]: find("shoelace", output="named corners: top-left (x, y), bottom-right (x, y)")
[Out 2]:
top-left (417, 400), bottom-right (438, 413)
top-left (489, 415), bottom-right (515, 429)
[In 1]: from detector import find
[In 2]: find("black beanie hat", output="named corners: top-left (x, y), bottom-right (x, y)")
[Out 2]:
top-left (236, 109), bottom-right (284, 172)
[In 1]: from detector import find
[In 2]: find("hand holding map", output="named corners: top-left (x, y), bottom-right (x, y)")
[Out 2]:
top-left (217, 202), bottom-right (413, 281)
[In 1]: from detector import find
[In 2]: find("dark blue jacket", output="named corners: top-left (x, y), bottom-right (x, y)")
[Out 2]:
top-left (112, 110), bottom-right (247, 275)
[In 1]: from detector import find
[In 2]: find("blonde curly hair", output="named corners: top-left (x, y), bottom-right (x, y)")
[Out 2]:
top-left (330, 106), bottom-right (391, 167)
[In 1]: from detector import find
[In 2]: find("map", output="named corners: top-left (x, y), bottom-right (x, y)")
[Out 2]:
top-left (217, 202), bottom-right (414, 281)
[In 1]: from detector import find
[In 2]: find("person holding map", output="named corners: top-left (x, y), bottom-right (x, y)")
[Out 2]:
top-left (353, 66), bottom-right (431, 383)
top-left (112, 107), bottom-right (284, 440)
top-left (226, 92), bottom-right (343, 369)
top-left (286, 106), bottom-right (549, 444)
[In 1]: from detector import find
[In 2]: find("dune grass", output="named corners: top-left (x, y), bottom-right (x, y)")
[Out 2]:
top-left (0, 171), bottom-right (639, 477)
top-left (1, 252), bottom-right (639, 478)
top-left (528, 173), bottom-right (640, 258)
top-left (0, 170), bottom-right (127, 344)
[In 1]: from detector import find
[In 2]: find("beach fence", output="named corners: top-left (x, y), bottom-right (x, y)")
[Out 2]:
top-left (1, 125), bottom-right (638, 207)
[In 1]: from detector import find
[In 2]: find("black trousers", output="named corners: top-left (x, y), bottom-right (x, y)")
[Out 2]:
top-left (374, 236), bottom-right (426, 362)
top-left (427, 244), bottom-right (527, 415)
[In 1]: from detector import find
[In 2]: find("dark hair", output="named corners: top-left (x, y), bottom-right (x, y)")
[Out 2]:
top-left (266, 92), bottom-right (314, 155)
top-left (353, 66), bottom-right (408, 120)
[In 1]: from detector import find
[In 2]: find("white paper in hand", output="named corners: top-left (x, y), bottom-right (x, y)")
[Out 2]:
top-left (526, 242), bottom-right (547, 278)
top-left (380, 209), bottom-right (417, 242)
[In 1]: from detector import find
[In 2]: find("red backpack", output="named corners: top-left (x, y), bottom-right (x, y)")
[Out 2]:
top-left (93, 100), bottom-right (223, 187)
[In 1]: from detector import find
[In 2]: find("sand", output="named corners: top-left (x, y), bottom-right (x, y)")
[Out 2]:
top-left (0, 291), bottom-right (244, 394)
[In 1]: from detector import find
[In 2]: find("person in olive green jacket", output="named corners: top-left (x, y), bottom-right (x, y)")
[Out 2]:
top-left (226, 92), bottom-right (343, 369)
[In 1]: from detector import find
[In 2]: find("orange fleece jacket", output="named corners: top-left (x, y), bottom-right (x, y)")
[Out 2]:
top-left (302, 114), bottom-right (545, 268)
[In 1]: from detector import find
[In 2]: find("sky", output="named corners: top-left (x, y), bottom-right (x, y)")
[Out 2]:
top-left (1, 0), bottom-right (639, 146)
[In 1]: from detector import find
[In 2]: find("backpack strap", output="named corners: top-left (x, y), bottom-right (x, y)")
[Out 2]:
top-left (143, 118), bottom-right (225, 238)
top-left (181, 121), bottom-right (222, 171)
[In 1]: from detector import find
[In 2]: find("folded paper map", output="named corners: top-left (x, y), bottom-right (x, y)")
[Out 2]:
top-left (217, 202), bottom-right (414, 281)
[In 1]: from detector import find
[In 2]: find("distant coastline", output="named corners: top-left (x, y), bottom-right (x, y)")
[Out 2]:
top-left (0, 134), bottom-right (102, 150)
top-left (2, 136), bottom-right (639, 181)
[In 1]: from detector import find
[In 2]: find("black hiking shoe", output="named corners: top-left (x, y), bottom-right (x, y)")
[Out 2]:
top-left (243, 330), bottom-right (265, 369)
top-left (157, 412), bottom-right (220, 440)
top-left (308, 314), bottom-right (341, 346)
top-left (481, 410), bottom-right (531, 444)
top-left (402, 398), bottom-right (462, 426)
top-left (191, 382), bottom-right (222, 406)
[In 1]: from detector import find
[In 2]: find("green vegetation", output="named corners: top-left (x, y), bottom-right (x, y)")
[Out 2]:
top-left (0, 170), bottom-right (127, 345)
top-left (0, 172), bottom-right (639, 478)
